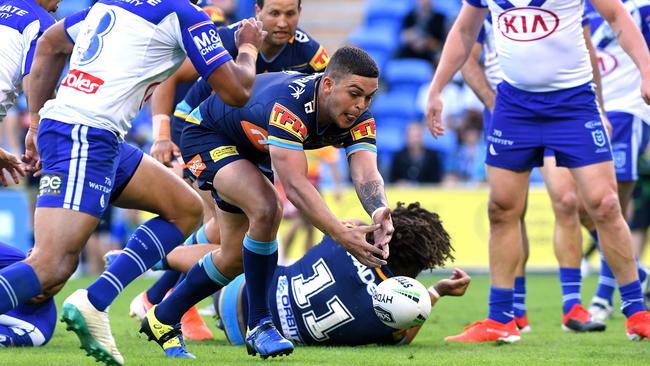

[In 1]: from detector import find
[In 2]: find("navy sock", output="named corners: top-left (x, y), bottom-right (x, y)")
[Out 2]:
top-left (243, 235), bottom-right (278, 328)
top-left (559, 267), bottom-right (582, 314)
top-left (637, 260), bottom-right (647, 284)
top-left (0, 262), bottom-right (42, 314)
top-left (155, 253), bottom-right (230, 325)
top-left (513, 276), bottom-right (527, 318)
top-left (87, 217), bottom-right (184, 311)
top-left (146, 270), bottom-right (182, 305)
top-left (488, 286), bottom-right (514, 324)
top-left (620, 280), bottom-right (645, 318)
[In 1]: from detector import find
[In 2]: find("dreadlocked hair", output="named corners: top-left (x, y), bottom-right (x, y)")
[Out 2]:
top-left (386, 202), bottom-right (454, 278)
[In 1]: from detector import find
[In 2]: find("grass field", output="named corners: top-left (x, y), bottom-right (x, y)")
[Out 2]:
top-left (2, 274), bottom-right (649, 366)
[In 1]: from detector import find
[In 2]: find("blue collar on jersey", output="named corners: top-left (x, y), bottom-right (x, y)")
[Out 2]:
top-left (494, 0), bottom-right (548, 10)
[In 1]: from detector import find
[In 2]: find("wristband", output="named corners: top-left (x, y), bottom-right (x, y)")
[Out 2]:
top-left (238, 43), bottom-right (259, 59)
top-left (152, 114), bottom-right (171, 140)
top-left (427, 285), bottom-right (440, 300)
top-left (371, 207), bottom-right (386, 221)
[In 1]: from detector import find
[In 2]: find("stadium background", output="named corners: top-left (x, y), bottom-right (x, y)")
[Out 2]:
top-left (0, 0), bottom-right (648, 273)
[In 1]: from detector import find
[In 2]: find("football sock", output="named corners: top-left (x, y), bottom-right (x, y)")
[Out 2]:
top-left (184, 225), bottom-right (208, 246)
top-left (0, 262), bottom-right (41, 314)
top-left (156, 252), bottom-right (231, 325)
top-left (488, 286), bottom-right (514, 324)
top-left (243, 234), bottom-right (278, 328)
top-left (87, 217), bottom-right (184, 311)
top-left (146, 270), bottom-right (182, 305)
top-left (559, 267), bottom-right (582, 314)
top-left (620, 280), bottom-right (645, 318)
top-left (513, 276), bottom-right (527, 318)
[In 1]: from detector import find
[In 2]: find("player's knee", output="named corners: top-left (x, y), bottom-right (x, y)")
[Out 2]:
top-left (487, 199), bottom-right (520, 224)
top-left (553, 191), bottom-right (579, 218)
top-left (27, 252), bottom-right (78, 292)
top-left (591, 192), bottom-right (622, 222)
top-left (174, 190), bottom-right (204, 236)
top-left (248, 198), bottom-right (283, 232)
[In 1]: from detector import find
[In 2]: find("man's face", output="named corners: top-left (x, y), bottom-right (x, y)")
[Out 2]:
top-left (322, 73), bottom-right (378, 129)
top-left (256, 0), bottom-right (301, 47)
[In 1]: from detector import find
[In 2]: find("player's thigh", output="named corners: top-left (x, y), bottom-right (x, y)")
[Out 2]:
top-left (486, 165), bottom-right (530, 217)
top-left (570, 161), bottom-right (619, 211)
top-left (167, 244), bottom-right (218, 272)
top-left (540, 156), bottom-right (579, 214)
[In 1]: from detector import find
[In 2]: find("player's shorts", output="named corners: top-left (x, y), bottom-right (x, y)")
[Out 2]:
top-left (171, 115), bottom-right (185, 149)
top-left (607, 112), bottom-right (650, 182)
top-left (180, 123), bottom-right (274, 214)
top-left (215, 274), bottom-right (247, 345)
top-left (110, 142), bottom-right (144, 203)
top-left (486, 81), bottom-right (612, 170)
top-left (482, 107), bottom-right (492, 143)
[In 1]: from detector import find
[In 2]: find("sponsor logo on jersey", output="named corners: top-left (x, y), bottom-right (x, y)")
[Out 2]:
top-left (584, 120), bottom-right (603, 129)
top-left (38, 174), bottom-right (62, 197)
top-left (592, 130), bottom-right (607, 147)
top-left (270, 103), bottom-right (307, 141)
top-left (185, 154), bottom-right (206, 177)
top-left (289, 85), bottom-right (305, 99)
top-left (309, 46), bottom-right (329, 71)
top-left (347, 252), bottom-right (378, 296)
top-left (275, 276), bottom-right (303, 343)
top-left (241, 121), bottom-right (269, 152)
top-left (596, 50), bottom-right (619, 77)
top-left (188, 20), bottom-right (227, 64)
top-left (350, 118), bottom-right (376, 141)
top-left (61, 69), bottom-right (104, 94)
top-left (497, 8), bottom-right (559, 42)
top-left (209, 146), bottom-right (238, 162)
top-left (0, 5), bottom-right (28, 17)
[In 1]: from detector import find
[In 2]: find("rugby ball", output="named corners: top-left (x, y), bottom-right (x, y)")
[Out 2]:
top-left (372, 276), bottom-right (432, 329)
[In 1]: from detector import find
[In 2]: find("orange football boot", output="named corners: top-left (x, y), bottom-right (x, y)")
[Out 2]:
top-left (514, 314), bottom-right (531, 333)
top-left (181, 305), bottom-right (214, 341)
top-left (626, 311), bottom-right (650, 341)
top-left (562, 304), bottom-right (605, 332)
top-left (445, 319), bottom-right (521, 344)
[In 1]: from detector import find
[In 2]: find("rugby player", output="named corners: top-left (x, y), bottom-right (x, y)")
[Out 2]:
top-left (138, 46), bottom-right (394, 359)
top-left (0, 2), bottom-right (265, 365)
top-left (427, 0), bottom-right (650, 342)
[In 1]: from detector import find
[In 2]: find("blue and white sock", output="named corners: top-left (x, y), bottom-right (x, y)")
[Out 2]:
top-left (560, 267), bottom-right (582, 314)
top-left (87, 217), bottom-right (184, 311)
top-left (513, 276), bottom-right (527, 319)
top-left (0, 262), bottom-right (41, 314)
top-left (620, 280), bottom-right (645, 318)
top-left (488, 286), bottom-right (514, 324)
top-left (243, 235), bottom-right (278, 328)
top-left (155, 252), bottom-right (231, 325)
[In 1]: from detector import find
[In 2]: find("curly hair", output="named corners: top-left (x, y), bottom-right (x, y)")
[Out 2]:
top-left (385, 202), bottom-right (454, 278)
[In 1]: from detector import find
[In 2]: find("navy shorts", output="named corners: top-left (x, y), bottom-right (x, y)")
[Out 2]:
top-left (180, 123), bottom-right (273, 214)
top-left (486, 82), bottom-right (612, 170)
top-left (608, 112), bottom-right (650, 182)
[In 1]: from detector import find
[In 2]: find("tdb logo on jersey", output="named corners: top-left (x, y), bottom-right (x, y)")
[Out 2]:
top-left (189, 21), bottom-right (227, 65)
top-left (498, 8), bottom-right (559, 42)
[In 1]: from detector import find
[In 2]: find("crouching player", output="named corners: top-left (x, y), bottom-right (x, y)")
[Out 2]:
top-left (0, 242), bottom-right (55, 347)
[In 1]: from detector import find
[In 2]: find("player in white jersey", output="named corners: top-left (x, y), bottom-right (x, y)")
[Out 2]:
top-left (0, 0), bottom-right (57, 185)
top-left (0, 1), bottom-right (265, 365)
top-left (426, 0), bottom-right (650, 343)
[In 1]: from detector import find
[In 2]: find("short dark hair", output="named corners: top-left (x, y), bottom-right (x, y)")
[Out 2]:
top-left (385, 202), bottom-right (454, 278)
top-left (324, 46), bottom-right (379, 80)
top-left (256, 0), bottom-right (302, 8)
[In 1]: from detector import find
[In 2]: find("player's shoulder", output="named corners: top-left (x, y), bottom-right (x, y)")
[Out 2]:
top-left (99, 0), bottom-right (207, 26)
top-left (291, 27), bottom-right (329, 71)
top-left (0, 0), bottom-right (54, 32)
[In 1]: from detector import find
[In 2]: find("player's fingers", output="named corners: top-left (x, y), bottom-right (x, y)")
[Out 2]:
top-left (359, 223), bottom-right (381, 233)
top-left (363, 241), bottom-right (384, 257)
top-left (0, 172), bottom-right (7, 187)
top-left (10, 168), bottom-right (21, 184)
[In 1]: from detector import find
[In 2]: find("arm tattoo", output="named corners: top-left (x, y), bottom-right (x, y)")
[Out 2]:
top-left (355, 179), bottom-right (388, 217)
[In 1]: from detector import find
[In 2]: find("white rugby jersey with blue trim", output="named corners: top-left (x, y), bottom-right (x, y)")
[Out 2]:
top-left (40, 0), bottom-right (232, 139)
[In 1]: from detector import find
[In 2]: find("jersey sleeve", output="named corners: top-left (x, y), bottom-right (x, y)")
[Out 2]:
top-left (63, 8), bottom-right (91, 44)
top-left (342, 112), bottom-right (377, 157)
top-left (477, 26), bottom-right (486, 44)
top-left (465, 0), bottom-right (488, 8)
top-left (267, 100), bottom-right (309, 151)
top-left (21, 20), bottom-right (40, 76)
top-left (176, 4), bottom-right (233, 80)
top-left (217, 24), bottom-right (239, 58)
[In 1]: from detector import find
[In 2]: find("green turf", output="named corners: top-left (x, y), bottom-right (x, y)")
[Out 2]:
top-left (2, 274), bottom-right (648, 365)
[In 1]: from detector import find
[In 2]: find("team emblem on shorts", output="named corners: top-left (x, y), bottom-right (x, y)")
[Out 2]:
top-left (591, 130), bottom-right (607, 147)
top-left (613, 151), bottom-right (626, 170)
top-left (38, 174), bottom-right (63, 197)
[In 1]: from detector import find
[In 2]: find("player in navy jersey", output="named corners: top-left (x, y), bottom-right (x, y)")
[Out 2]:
top-left (0, 2), bottom-right (265, 365)
top-left (0, 0), bottom-right (57, 185)
top-left (0, 242), bottom-right (56, 347)
top-left (139, 46), bottom-right (393, 359)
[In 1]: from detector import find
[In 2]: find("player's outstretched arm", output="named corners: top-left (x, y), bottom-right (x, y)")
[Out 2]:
top-left (592, 0), bottom-right (650, 104)
top-left (460, 42), bottom-right (495, 112)
top-left (349, 150), bottom-right (393, 258)
top-left (270, 145), bottom-right (386, 267)
top-left (425, 3), bottom-right (488, 136)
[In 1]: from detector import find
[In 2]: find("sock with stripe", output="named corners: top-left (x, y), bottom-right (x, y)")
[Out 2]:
top-left (243, 234), bottom-right (278, 328)
top-left (488, 286), bottom-right (514, 324)
top-left (185, 225), bottom-right (209, 246)
top-left (0, 262), bottom-right (41, 314)
top-left (155, 252), bottom-right (230, 325)
top-left (87, 217), bottom-right (184, 311)
top-left (620, 280), bottom-right (645, 318)
top-left (513, 276), bottom-right (527, 318)
top-left (560, 267), bottom-right (582, 314)
top-left (146, 270), bottom-right (182, 305)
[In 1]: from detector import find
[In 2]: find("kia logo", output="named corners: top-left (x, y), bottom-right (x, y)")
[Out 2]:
top-left (498, 7), bottom-right (559, 42)
top-left (596, 50), bottom-right (619, 77)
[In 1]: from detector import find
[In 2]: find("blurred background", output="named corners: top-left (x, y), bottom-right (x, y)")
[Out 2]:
top-left (1, 0), bottom-right (648, 274)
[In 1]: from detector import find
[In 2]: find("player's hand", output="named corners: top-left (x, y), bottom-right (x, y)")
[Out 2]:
top-left (150, 138), bottom-right (180, 167)
top-left (0, 147), bottom-right (25, 186)
top-left (235, 18), bottom-right (266, 50)
top-left (372, 207), bottom-right (393, 259)
top-left (433, 268), bottom-right (471, 297)
top-left (425, 88), bottom-right (445, 137)
top-left (21, 128), bottom-right (41, 176)
top-left (333, 223), bottom-right (387, 268)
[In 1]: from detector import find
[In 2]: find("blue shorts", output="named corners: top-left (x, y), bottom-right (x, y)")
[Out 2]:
top-left (486, 82), bottom-right (612, 170)
top-left (482, 107), bottom-right (492, 143)
top-left (608, 112), bottom-right (650, 182)
top-left (171, 115), bottom-right (184, 147)
top-left (180, 123), bottom-right (273, 214)
top-left (36, 120), bottom-right (143, 218)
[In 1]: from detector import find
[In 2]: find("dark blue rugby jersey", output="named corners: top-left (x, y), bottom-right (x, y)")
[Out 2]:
top-left (186, 71), bottom-right (377, 156)
top-left (269, 236), bottom-right (399, 345)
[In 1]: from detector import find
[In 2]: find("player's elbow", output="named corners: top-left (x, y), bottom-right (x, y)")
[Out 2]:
top-left (221, 87), bottom-right (251, 107)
